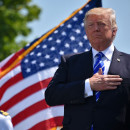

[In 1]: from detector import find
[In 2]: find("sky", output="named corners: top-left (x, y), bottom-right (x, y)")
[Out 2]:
top-left (26, 0), bottom-right (130, 53)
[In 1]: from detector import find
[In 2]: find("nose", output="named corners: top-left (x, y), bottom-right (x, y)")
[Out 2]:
top-left (93, 23), bottom-right (100, 31)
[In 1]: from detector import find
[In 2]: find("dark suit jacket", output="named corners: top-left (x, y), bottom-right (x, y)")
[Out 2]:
top-left (45, 47), bottom-right (130, 130)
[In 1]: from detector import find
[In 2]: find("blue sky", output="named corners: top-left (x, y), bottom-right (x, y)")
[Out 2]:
top-left (26, 0), bottom-right (130, 53)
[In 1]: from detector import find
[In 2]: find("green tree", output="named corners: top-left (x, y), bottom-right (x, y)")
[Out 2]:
top-left (0, 0), bottom-right (41, 61)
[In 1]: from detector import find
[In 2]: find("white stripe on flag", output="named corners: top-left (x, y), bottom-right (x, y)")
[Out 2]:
top-left (14, 106), bottom-right (64, 130)
top-left (0, 66), bottom-right (21, 88)
top-left (0, 66), bottom-right (58, 105)
top-left (8, 88), bottom-right (46, 117)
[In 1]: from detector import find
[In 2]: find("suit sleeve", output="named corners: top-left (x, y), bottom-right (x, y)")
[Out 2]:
top-left (45, 56), bottom-right (86, 106)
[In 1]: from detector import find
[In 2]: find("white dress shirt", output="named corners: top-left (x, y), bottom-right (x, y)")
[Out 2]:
top-left (84, 44), bottom-right (114, 97)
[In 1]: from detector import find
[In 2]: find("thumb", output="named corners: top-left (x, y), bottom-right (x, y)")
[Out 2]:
top-left (98, 68), bottom-right (103, 75)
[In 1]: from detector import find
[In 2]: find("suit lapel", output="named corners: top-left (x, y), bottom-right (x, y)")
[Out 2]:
top-left (77, 49), bottom-right (93, 80)
top-left (108, 47), bottom-right (123, 75)
top-left (69, 49), bottom-right (93, 81)
top-left (83, 49), bottom-right (93, 78)
top-left (99, 47), bottom-right (123, 102)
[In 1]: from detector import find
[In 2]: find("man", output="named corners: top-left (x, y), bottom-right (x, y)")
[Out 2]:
top-left (45, 8), bottom-right (130, 130)
top-left (0, 110), bottom-right (13, 130)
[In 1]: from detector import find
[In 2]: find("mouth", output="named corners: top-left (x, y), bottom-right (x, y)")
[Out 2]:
top-left (94, 33), bottom-right (102, 36)
top-left (94, 36), bottom-right (102, 39)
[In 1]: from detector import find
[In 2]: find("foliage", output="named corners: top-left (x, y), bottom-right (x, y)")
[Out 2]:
top-left (0, 0), bottom-right (41, 61)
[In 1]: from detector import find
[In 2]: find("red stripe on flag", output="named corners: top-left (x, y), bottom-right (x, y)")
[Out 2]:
top-left (29, 116), bottom-right (63, 130)
top-left (12, 100), bottom-right (50, 126)
top-left (0, 77), bottom-right (52, 111)
top-left (1, 49), bottom-right (25, 71)
top-left (0, 72), bottom-right (23, 101)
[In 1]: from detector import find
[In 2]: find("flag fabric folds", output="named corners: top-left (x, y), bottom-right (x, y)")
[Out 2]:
top-left (0, 0), bottom-right (102, 129)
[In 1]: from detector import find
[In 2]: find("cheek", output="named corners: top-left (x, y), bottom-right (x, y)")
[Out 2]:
top-left (85, 30), bottom-right (88, 35)
top-left (86, 30), bottom-right (92, 38)
top-left (104, 30), bottom-right (113, 38)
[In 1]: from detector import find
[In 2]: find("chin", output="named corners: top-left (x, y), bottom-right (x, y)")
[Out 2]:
top-left (93, 40), bottom-right (103, 45)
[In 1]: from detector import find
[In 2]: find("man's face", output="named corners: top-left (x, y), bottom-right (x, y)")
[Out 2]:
top-left (85, 14), bottom-right (117, 51)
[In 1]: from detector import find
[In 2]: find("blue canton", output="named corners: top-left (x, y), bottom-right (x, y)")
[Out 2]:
top-left (21, 0), bottom-right (102, 78)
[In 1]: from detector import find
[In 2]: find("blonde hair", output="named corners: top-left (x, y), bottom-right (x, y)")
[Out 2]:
top-left (84, 7), bottom-right (117, 30)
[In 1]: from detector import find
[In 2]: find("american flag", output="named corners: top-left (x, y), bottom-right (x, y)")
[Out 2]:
top-left (0, 0), bottom-right (102, 129)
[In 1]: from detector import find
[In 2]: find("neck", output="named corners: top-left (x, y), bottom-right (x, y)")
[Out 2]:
top-left (92, 42), bottom-right (112, 51)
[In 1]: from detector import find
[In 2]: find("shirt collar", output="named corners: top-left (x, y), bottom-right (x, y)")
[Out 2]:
top-left (92, 44), bottom-right (114, 60)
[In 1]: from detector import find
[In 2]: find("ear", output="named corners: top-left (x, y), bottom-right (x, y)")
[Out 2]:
top-left (112, 27), bottom-right (117, 37)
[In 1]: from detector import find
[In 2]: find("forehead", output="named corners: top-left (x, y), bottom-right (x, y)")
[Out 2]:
top-left (86, 14), bottom-right (110, 23)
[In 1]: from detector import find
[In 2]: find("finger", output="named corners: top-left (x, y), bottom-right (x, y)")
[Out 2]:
top-left (107, 81), bottom-right (121, 86)
top-left (104, 75), bottom-right (122, 78)
top-left (105, 86), bottom-right (117, 90)
top-left (98, 68), bottom-right (103, 75)
top-left (104, 78), bottom-right (123, 82)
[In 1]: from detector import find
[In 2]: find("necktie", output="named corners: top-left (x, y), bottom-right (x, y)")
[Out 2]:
top-left (91, 52), bottom-right (105, 130)
top-left (94, 52), bottom-right (105, 101)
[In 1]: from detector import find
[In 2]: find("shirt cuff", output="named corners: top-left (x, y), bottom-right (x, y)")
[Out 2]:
top-left (84, 79), bottom-right (93, 97)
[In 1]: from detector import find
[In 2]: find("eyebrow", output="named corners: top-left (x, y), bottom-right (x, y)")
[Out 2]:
top-left (87, 20), bottom-right (109, 25)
